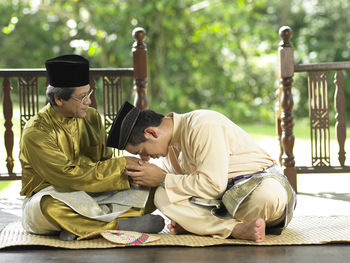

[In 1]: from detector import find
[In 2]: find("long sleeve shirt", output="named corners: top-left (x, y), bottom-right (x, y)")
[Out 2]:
top-left (161, 110), bottom-right (275, 203)
top-left (20, 104), bottom-right (129, 197)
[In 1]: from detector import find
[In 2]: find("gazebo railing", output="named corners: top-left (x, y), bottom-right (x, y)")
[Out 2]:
top-left (276, 26), bottom-right (349, 191)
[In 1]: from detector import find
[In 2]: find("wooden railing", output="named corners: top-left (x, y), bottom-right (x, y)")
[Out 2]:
top-left (0, 27), bottom-right (148, 180)
top-left (276, 26), bottom-right (349, 191)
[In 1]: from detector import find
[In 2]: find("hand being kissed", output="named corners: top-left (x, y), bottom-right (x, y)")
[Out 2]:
top-left (124, 159), bottom-right (166, 188)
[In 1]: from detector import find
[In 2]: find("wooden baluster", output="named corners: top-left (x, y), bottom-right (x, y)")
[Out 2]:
top-left (334, 70), bottom-right (346, 166)
top-left (102, 75), bottom-right (121, 133)
top-left (275, 87), bottom-right (283, 164)
top-left (19, 76), bottom-right (39, 134)
top-left (3, 77), bottom-right (14, 175)
top-left (278, 26), bottom-right (297, 191)
top-left (132, 27), bottom-right (148, 109)
top-left (89, 73), bottom-right (97, 109)
top-left (45, 78), bottom-right (49, 105)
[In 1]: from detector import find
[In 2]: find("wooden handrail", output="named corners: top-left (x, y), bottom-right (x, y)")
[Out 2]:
top-left (295, 61), bottom-right (350, 72)
top-left (0, 68), bottom-right (134, 77)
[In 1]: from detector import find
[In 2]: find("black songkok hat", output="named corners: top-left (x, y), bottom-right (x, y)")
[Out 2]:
top-left (45, 54), bottom-right (90, 87)
top-left (106, 101), bottom-right (141, 150)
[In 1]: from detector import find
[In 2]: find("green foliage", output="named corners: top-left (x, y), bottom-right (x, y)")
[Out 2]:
top-left (1, 0), bottom-right (350, 124)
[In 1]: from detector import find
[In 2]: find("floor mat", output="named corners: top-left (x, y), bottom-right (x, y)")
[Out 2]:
top-left (0, 216), bottom-right (349, 249)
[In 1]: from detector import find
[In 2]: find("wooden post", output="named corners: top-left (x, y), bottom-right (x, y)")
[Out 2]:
top-left (3, 77), bottom-right (14, 175)
top-left (132, 27), bottom-right (148, 110)
top-left (278, 26), bottom-right (297, 191)
top-left (89, 74), bottom-right (97, 109)
top-left (334, 70), bottom-right (346, 166)
top-left (275, 88), bottom-right (283, 165)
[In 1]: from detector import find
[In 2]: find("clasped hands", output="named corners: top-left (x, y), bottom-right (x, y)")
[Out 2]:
top-left (124, 156), bottom-right (166, 187)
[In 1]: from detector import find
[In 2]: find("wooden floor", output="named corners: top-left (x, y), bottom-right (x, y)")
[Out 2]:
top-left (1, 178), bottom-right (350, 263)
top-left (1, 240), bottom-right (349, 263)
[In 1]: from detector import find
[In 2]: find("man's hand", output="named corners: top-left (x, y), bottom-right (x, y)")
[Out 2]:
top-left (125, 156), bottom-right (142, 166)
top-left (125, 162), bottom-right (166, 188)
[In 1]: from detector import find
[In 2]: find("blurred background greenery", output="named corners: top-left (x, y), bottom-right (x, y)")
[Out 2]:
top-left (1, 0), bottom-right (350, 124)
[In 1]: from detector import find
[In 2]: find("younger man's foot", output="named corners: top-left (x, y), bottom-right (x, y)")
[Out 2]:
top-left (167, 220), bottom-right (188, 235)
top-left (231, 218), bottom-right (266, 243)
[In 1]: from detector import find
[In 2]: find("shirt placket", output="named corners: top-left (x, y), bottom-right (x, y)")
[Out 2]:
top-left (70, 120), bottom-right (79, 160)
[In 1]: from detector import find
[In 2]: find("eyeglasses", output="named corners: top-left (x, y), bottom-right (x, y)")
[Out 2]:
top-left (71, 89), bottom-right (93, 104)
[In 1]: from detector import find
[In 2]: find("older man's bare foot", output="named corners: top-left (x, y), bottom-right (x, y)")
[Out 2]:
top-left (231, 218), bottom-right (266, 243)
top-left (167, 220), bottom-right (189, 235)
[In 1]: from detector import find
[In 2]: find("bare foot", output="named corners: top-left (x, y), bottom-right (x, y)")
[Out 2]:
top-left (167, 220), bottom-right (189, 235)
top-left (231, 218), bottom-right (266, 243)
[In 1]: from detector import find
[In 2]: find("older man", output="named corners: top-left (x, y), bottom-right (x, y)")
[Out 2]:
top-left (106, 101), bottom-right (296, 243)
top-left (20, 55), bottom-right (164, 240)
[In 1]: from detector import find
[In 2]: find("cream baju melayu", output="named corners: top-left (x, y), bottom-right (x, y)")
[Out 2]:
top-left (20, 104), bottom-right (151, 236)
top-left (155, 110), bottom-right (295, 239)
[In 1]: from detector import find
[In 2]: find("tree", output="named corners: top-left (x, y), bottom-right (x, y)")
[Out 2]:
top-left (1, 0), bottom-right (349, 123)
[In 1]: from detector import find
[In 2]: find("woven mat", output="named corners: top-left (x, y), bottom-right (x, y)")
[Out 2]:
top-left (1, 216), bottom-right (349, 249)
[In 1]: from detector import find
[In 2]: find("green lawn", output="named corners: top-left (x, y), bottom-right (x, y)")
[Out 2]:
top-left (239, 118), bottom-right (349, 141)
top-left (239, 118), bottom-right (311, 140)
top-left (0, 181), bottom-right (14, 192)
top-left (1, 116), bottom-right (349, 193)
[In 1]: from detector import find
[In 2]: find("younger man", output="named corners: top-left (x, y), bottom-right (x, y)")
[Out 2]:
top-left (107, 101), bottom-right (296, 243)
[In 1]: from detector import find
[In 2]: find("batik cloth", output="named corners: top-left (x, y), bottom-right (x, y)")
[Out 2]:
top-left (22, 185), bottom-right (150, 234)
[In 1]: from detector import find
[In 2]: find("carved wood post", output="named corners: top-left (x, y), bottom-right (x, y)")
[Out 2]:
top-left (278, 26), bottom-right (297, 191)
top-left (334, 70), bottom-right (346, 166)
top-left (275, 88), bottom-right (283, 164)
top-left (3, 77), bottom-right (14, 175)
top-left (132, 27), bottom-right (148, 110)
top-left (89, 73), bottom-right (97, 109)
top-left (45, 78), bottom-right (49, 105)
